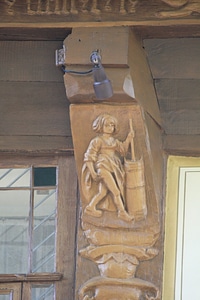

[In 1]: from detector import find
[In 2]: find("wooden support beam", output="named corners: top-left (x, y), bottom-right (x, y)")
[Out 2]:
top-left (164, 135), bottom-right (200, 156)
top-left (1, 1), bottom-right (200, 27)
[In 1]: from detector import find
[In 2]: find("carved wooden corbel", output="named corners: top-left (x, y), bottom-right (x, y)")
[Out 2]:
top-left (69, 104), bottom-right (160, 300)
top-left (64, 27), bottom-right (162, 300)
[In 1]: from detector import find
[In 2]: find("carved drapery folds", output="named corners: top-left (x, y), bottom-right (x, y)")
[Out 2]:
top-left (70, 104), bottom-right (160, 300)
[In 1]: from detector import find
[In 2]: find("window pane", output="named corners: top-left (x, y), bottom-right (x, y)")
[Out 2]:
top-left (0, 295), bottom-right (12, 300)
top-left (0, 190), bottom-right (30, 274)
top-left (34, 168), bottom-right (56, 187)
top-left (0, 168), bottom-right (30, 187)
top-left (32, 190), bottom-right (56, 273)
top-left (31, 284), bottom-right (54, 300)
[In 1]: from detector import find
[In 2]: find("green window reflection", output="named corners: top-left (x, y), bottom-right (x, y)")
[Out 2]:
top-left (34, 167), bottom-right (56, 187)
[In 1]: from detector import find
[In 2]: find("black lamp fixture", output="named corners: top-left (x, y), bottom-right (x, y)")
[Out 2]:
top-left (90, 50), bottom-right (113, 100)
top-left (58, 48), bottom-right (113, 100)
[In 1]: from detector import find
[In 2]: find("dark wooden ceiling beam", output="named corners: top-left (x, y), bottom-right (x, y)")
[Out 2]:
top-left (1, 24), bottom-right (200, 41)
top-left (164, 135), bottom-right (200, 156)
top-left (0, 27), bottom-right (71, 41)
top-left (133, 25), bottom-right (200, 39)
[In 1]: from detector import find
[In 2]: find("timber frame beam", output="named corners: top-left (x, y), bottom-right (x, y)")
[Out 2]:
top-left (0, 0), bottom-right (200, 34)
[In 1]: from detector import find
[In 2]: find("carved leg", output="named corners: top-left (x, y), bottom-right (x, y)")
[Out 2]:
top-left (27, 0), bottom-right (35, 14)
top-left (100, 169), bottom-right (133, 222)
top-left (5, 0), bottom-right (16, 15)
top-left (80, 0), bottom-right (89, 13)
top-left (114, 195), bottom-right (133, 222)
top-left (37, 0), bottom-right (42, 13)
top-left (119, 0), bottom-right (126, 14)
top-left (70, 0), bottom-right (78, 14)
top-left (104, 0), bottom-right (112, 12)
top-left (60, 0), bottom-right (70, 14)
top-left (84, 182), bottom-right (107, 217)
top-left (46, 0), bottom-right (50, 13)
top-left (27, 0), bottom-right (31, 13)
top-left (54, 0), bottom-right (60, 13)
top-left (128, 0), bottom-right (137, 13)
top-left (91, 0), bottom-right (100, 14)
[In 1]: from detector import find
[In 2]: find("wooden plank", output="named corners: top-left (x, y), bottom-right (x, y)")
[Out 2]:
top-left (0, 0), bottom-right (200, 25)
top-left (134, 25), bottom-right (200, 39)
top-left (0, 155), bottom-right (59, 167)
top-left (155, 79), bottom-right (200, 112)
top-left (164, 135), bottom-right (200, 156)
top-left (0, 41), bottom-right (65, 82)
top-left (56, 156), bottom-right (77, 300)
top-left (0, 136), bottom-right (73, 154)
top-left (0, 82), bottom-right (70, 136)
top-left (0, 273), bottom-right (62, 282)
top-left (144, 112), bottom-right (163, 205)
top-left (143, 38), bottom-right (200, 79)
top-left (64, 27), bottom-right (129, 66)
top-left (161, 110), bottom-right (200, 135)
top-left (128, 29), bottom-right (161, 125)
top-left (0, 27), bottom-right (71, 41)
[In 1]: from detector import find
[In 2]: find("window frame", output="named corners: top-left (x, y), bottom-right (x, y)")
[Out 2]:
top-left (0, 155), bottom-right (77, 300)
top-left (162, 156), bottom-right (200, 300)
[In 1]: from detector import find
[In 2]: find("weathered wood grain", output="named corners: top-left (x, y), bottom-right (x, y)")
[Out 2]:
top-left (65, 27), bottom-right (129, 66)
top-left (0, 82), bottom-right (70, 136)
top-left (56, 156), bottom-right (78, 300)
top-left (151, 78), bottom-right (200, 135)
top-left (0, 136), bottom-right (73, 154)
top-left (143, 38), bottom-right (200, 79)
top-left (0, 0), bottom-right (200, 25)
top-left (0, 27), bottom-right (71, 41)
top-left (134, 25), bottom-right (200, 39)
top-left (161, 110), bottom-right (200, 135)
top-left (128, 29), bottom-right (161, 125)
top-left (0, 41), bottom-right (65, 82)
top-left (155, 79), bottom-right (200, 112)
top-left (164, 135), bottom-right (200, 156)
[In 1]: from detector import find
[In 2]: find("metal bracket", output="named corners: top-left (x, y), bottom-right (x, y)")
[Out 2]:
top-left (55, 45), bottom-right (66, 66)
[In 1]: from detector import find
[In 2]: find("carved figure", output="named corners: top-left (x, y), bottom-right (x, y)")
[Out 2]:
top-left (82, 114), bottom-right (135, 222)
top-left (80, 0), bottom-right (100, 14)
top-left (27, 0), bottom-right (78, 14)
top-left (25, 0), bottom-right (139, 15)
top-left (71, 107), bottom-right (160, 300)
top-left (104, 0), bottom-right (138, 14)
top-left (56, 0), bottom-right (78, 14)
top-left (159, 0), bottom-right (200, 17)
top-left (5, 0), bottom-right (16, 15)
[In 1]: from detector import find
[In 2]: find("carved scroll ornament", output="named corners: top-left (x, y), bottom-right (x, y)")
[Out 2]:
top-left (70, 106), bottom-right (161, 300)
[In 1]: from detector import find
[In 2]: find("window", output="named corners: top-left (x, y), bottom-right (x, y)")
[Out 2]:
top-left (0, 156), bottom-right (77, 300)
top-left (0, 167), bottom-right (57, 276)
top-left (163, 156), bottom-right (200, 300)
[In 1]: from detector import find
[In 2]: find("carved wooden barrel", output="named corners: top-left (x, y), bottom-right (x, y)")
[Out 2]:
top-left (124, 158), bottom-right (147, 221)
